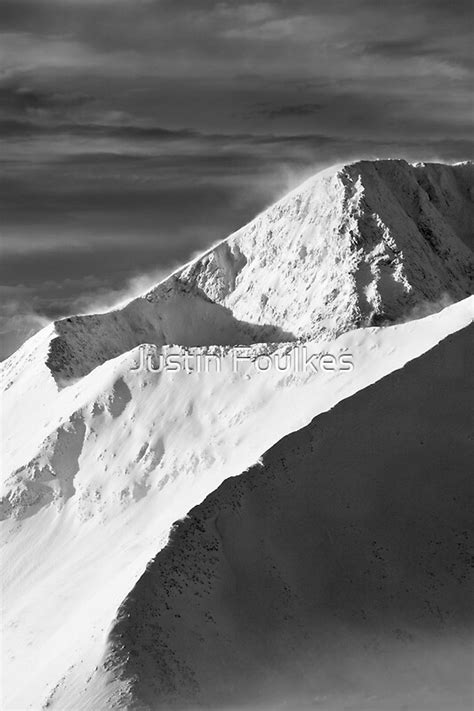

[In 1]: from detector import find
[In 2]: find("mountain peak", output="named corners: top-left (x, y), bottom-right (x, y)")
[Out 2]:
top-left (5, 159), bottom-right (473, 386)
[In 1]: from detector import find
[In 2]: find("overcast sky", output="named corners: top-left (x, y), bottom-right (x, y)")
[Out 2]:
top-left (1, 0), bottom-right (473, 358)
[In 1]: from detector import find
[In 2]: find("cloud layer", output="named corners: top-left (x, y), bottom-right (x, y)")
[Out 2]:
top-left (1, 0), bottom-right (472, 358)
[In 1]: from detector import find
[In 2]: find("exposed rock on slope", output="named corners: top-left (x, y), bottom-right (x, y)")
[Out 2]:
top-left (41, 159), bottom-right (473, 382)
top-left (101, 323), bottom-right (474, 711)
top-left (176, 160), bottom-right (473, 332)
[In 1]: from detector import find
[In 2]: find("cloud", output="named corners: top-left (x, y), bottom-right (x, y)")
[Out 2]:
top-left (72, 267), bottom-right (172, 315)
top-left (260, 103), bottom-right (324, 118)
top-left (0, 0), bottom-right (472, 358)
top-left (0, 285), bottom-right (51, 360)
top-left (0, 81), bottom-right (90, 116)
top-left (0, 264), bottom-right (179, 361)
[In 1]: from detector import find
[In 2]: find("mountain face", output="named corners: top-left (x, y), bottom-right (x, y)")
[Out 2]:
top-left (0, 159), bottom-right (473, 711)
top-left (37, 159), bottom-right (474, 383)
top-left (98, 323), bottom-right (474, 711)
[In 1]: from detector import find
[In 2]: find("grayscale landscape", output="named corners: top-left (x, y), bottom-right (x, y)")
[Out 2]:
top-left (1, 2), bottom-right (473, 710)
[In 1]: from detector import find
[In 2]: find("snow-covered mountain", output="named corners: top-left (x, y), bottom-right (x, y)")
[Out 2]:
top-left (0, 159), bottom-right (473, 711)
top-left (21, 158), bottom-right (474, 385)
top-left (98, 320), bottom-right (474, 711)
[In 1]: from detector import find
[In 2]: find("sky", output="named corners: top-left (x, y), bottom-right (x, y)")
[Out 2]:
top-left (0, 0), bottom-right (473, 359)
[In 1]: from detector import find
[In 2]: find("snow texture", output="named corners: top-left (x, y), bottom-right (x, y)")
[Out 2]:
top-left (100, 323), bottom-right (473, 711)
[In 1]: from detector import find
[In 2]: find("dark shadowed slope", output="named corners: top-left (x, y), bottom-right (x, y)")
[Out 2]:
top-left (105, 323), bottom-right (474, 711)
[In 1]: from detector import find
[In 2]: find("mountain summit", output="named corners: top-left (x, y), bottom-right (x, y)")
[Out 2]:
top-left (39, 159), bottom-right (474, 383)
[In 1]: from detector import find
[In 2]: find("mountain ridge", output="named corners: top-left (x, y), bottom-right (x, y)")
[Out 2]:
top-left (0, 158), bottom-right (473, 711)
top-left (5, 158), bottom-right (469, 385)
top-left (95, 321), bottom-right (473, 711)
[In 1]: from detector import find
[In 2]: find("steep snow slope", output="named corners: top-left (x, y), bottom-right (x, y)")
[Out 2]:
top-left (3, 158), bottom-right (471, 477)
top-left (94, 321), bottom-right (474, 711)
top-left (18, 159), bottom-right (472, 384)
top-left (1, 298), bottom-right (471, 711)
top-left (175, 160), bottom-right (473, 335)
